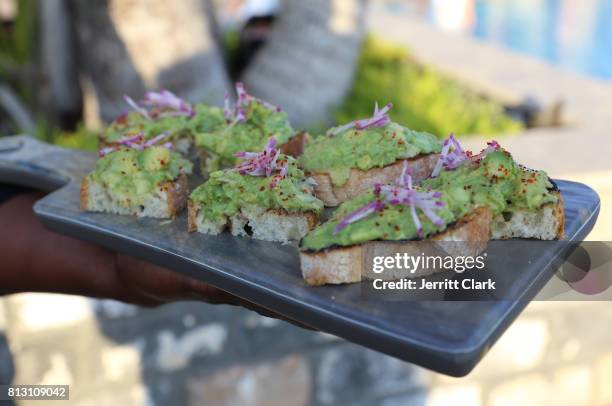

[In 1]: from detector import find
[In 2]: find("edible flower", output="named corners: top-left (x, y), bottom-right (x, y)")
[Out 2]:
top-left (467, 140), bottom-right (501, 164)
top-left (431, 134), bottom-right (501, 177)
top-left (123, 90), bottom-right (194, 120)
top-left (334, 161), bottom-right (445, 238)
top-left (234, 138), bottom-right (288, 184)
top-left (224, 82), bottom-right (282, 126)
top-left (99, 132), bottom-right (172, 157)
top-left (431, 133), bottom-right (467, 177)
top-left (327, 102), bottom-right (393, 137)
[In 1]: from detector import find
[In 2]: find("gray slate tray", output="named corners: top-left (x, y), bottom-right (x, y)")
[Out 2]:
top-left (0, 135), bottom-right (600, 376)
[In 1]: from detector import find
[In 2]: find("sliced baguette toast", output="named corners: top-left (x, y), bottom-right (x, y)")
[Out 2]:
top-left (300, 206), bottom-right (492, 286)
top-left (188, 200), bottom-right (318, 244)
top-left (491, 190), bottom-right (564, 240)
top-left (80, 173), bottom-right (188, 218)
top-left (311, 153), bottom-right (440, 207)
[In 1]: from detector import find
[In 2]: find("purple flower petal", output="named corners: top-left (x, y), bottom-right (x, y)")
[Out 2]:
top-left (328, 102), bottom-right (393, 137)
top-left (124, 95), bottom-right (151, 120)
top-left (98, 131), bottom-right (173, 156)
top-left (334, 167), bottom-right (447, 237)
top-left (334, 200), bottom-right (385, 235)
top-left (225, 82), bottom-right (281, 125)
top-left (432, 133), bottom-right (469, 177)
top-left (143, 132), bottom-right (171, 147)
top-left (234, 137), bottom-right (287, 182)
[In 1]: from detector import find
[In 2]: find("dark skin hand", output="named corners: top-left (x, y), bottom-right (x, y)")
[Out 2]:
top-left (0, 192), bottom-right (312, 328)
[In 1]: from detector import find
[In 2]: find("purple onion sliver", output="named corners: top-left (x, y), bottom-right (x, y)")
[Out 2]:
top-left (124, 95), bottom-right (150, 120)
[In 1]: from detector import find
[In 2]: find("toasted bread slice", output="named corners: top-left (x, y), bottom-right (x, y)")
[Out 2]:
top-left (80, 173), bottom-right (188, 218)
top-left (188, 201), bottom-right (318, 244)
top-left (300, 206), bottom-right (492, 286)
top-left (491, 191), bottom-right (564, 240)
top-left (310, 154), bottom-right (440, 207)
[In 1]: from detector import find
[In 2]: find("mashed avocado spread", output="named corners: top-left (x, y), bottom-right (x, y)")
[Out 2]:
top-left (194, 102), bottom-right (296, 172)
top-left (422, 150), bottom-right (558, 217)
top-left (103, 105), bottom-right (225, 144)
top-left (301, 149), bottom-right (558, 251)
top-left (190, 155), bottom-right (323, 223)
top-left (88, 147), bottom-right (193, 207)
top-left (300, 123), bottom-right (441, 187)
top-left (301, 190), bottom-right (455, 251)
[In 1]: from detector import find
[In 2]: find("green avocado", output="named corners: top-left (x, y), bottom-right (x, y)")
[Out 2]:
top-left (422, 150), bottom-right (557, 217)
top-left (102, 104), bottom-right (225, 144)
top-left (301, 149), bottom-right (558, 251)
top-left (140, 147), bottom-right (171, 171)
top-left (194, 102), bottom-right (296, 172)
top-left (189, 155), bottom-right (323, 223)
top-left (88, 147), bottom-right (193, 207)
top-left (299, 123), bottom-right (442, 187)
top-left (300, 190), bottom-right (456, 251)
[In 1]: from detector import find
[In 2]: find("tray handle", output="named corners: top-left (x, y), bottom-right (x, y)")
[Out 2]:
top-left (0, 135), bottom-right (95, 191)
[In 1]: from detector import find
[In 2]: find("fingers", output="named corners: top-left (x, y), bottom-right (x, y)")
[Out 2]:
top-left (114, 253), bottom-right (238, 305)
top-left (113, 254), bottom-right (316, 329)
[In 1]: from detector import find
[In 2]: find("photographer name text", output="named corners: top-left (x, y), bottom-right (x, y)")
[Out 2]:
top-left (372, 278), bottom-right (496, 290)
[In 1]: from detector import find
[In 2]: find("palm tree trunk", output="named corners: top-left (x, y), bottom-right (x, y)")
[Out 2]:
top-left (242, 0), bottom-right (368, 129)
top-left (68, 0), bottom-right (230, 122)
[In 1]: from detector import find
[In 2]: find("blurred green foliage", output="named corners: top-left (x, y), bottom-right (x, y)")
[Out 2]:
top-left (0, 0), bottom-right (36, 72)
top-left (51, 126), bottom-right (99, 152)
top-left (0, 0), bottom-right (39, 137)
top-left (335, 37), bottom-right (523, 137)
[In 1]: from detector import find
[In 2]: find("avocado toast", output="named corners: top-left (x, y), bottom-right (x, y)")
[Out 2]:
top-left (300, 103), bottom-right (441, 207)
top-left (423, 135), bottom-right (564, 240)
top-left (81, 134), bottom-right (193, 218)
top-left (102, 90), bottom-right (225, 156)
top-left (300, 161), bottom-right (491, 285)
top-left (300, 135), bottom-right (564, 286)
top-left (188, 138), bottom-right (323, 243)
top-left (194, 83), bottom-right (305, 174)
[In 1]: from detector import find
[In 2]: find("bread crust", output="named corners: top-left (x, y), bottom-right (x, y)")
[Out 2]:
top-left (553, 192), bottom-right (565, 239)
top-left (310, 154), bottom-right (440, 207)
top-left (279, 131), bottom-right (308, 157)
top-left (165, 173), bottom-right (189, 217)
top-left (80, 176), bottom-right (90, 211)
top-left (300, 206), bottom-right (492, 286)
top-left (187, 199), bottom-right (199, 233)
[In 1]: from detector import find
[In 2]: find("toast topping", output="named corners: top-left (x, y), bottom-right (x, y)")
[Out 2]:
top-left (424, 136), bottom-right (558, 217)
top-left (327, 102), bottom-right (393, 136)
top-left (190, 141), bottom-right (323, 225)
top-left (335, 162), bottom-right (445, 238)
top-left (300, 102), bottom-right (441, 187)
top-left (88, 146), bottom-right (193, 207)
top-left (103, 98), bottom-right (225, 146)
top-left (195, 83), bottom-right (297, 172)
top-left (98, 132), bottom-right (173, 157)
top-left (302, 164), bottom-right (453, 251)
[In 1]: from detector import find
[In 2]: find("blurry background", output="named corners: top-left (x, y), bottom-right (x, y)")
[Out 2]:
top-left (1, 0), bottom-right (612, 405)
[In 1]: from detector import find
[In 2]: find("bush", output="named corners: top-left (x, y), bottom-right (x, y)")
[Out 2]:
top-left (51, 126), bottom-right (99, 152)
top-left (335, 37), bottom-right (523, 137)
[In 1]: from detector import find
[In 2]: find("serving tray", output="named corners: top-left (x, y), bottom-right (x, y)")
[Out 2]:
top-left (0, 136), bottom-right (600, 376)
